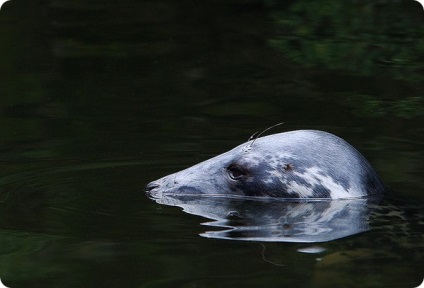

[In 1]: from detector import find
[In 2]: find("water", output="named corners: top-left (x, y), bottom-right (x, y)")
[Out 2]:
top-left (0, 0), bottom-right (423, 287)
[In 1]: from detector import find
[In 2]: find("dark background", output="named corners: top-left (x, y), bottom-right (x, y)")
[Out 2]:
top-left (0, 0), bottom-right (423, 287)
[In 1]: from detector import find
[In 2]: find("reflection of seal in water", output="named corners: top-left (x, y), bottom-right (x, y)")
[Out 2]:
top-left (148, 195), bottom-right (378, 242)
top-left (146, 130), bottom-right (385, 199)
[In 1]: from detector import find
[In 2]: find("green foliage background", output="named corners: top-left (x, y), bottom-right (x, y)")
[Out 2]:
top-left (268, 0), bottom-right (424, 118)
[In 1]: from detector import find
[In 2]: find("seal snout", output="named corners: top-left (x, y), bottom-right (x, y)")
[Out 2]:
top-left (145, 181), bottom-right (161, 196)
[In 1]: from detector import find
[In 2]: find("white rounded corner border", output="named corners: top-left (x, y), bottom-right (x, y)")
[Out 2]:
top-left (0, 0), bottom-right (10, 11)
top-left (0, 278), bottom-right (8, 288)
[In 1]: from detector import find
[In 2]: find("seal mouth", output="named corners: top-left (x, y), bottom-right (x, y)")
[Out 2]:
top-left (145, 181), bottom-right (162, 198)
top-left (145, 181), bottom-right (160, 192)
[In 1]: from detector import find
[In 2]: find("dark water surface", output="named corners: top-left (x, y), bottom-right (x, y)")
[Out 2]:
top-left (0, 0), bottom-right (423, 287)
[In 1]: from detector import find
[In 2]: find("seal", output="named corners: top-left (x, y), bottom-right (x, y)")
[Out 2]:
top-left (146, 130), bottom-right (385, 199)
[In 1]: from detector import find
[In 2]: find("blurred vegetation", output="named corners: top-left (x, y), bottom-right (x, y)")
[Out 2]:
top-left (268, 0), bottom-right (424, 120)
top-left (268, 0), bottom-right (424, 82)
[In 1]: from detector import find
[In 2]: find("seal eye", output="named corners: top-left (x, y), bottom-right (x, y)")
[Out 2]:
top-left (227, 164), bottom-right (247, 180)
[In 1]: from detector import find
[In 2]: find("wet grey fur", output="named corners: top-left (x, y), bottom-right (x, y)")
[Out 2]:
top-left (146, 130), bottom-right (385, 199)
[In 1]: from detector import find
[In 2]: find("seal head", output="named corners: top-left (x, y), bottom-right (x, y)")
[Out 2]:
top-left (146, 130), bottom-right (385, 199)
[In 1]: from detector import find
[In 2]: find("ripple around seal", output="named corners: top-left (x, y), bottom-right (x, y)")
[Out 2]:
top-left (149, 192), bottom-right (424, 247)
top-left (0, 159), bottom-right (155, 239)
